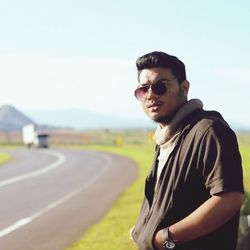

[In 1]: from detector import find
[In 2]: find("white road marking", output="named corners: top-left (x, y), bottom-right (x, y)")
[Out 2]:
top-left (0, 187), bottom-right (82, 238)
top-left (0, 152), bottom-right (113, 238)
top-left (0, 150), bottom-right (66, 188)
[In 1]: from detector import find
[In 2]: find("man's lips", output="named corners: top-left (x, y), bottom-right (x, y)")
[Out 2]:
top-left (147, 102), bottom-right (162, 108)
top-left (147, 102), bottom-right (162, 111)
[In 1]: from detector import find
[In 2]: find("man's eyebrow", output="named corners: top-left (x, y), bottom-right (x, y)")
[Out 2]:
top-left (140, 78), bottom-right (168, 86)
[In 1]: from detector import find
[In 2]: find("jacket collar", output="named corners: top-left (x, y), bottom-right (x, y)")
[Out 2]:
top-left (154, 99), bottom-right (203, 145)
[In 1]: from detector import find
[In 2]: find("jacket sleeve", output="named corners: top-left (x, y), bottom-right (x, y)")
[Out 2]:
top-left (199, 123), bottom-right (244, 195)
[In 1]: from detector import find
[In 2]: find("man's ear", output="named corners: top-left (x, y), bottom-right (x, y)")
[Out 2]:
top-left (181, 80), bottom-right (190, 97)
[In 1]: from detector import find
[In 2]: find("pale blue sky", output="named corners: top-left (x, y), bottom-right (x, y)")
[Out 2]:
top-left (0, 0), bottom-right (249, 127)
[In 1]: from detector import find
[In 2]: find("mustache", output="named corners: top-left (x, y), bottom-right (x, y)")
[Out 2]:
top-left (146, 101), bottom-right (163, 108)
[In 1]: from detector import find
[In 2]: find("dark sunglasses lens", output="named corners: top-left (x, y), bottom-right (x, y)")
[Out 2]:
top-left (134, 86), bottom-right (148, 100)
top-left (134, 82), bottom-right (167, 101)
top-left (152, 82), bottom-right (167, 95)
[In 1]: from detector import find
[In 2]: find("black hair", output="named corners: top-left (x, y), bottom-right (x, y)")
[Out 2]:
top-left (136, 51), bottom-right (186, 84)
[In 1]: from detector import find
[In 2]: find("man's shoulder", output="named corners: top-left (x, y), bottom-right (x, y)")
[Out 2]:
top-left (197, 110), bottom-right (228, 129)
top-left (183, 109), bottom-right (231, 139)
top-left (187, 109), bottom-right (228, 127)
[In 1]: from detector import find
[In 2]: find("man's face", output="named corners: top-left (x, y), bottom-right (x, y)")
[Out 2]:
top-left (138, 67), bottom-right (189, 126)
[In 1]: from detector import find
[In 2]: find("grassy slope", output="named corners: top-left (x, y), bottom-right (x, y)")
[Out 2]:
top-left (239, 142), bottom-right (250, 214)
top-left (66, 144), bottom-right (154, 250)
top-left (0, 152), bottom-right (11, 165)
top-left (66, 141), bottom-right (250, 250)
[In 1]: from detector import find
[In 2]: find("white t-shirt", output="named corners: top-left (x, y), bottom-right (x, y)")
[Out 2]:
top-left (155, 132), bottom-right (179, 190)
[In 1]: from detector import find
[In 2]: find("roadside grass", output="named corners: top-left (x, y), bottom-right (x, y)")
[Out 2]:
top-left (0, 152), bottom-right (11, 165)
top-left (65, 143), bottom-right (154, 250)
top-left (238, 141), bottom-right (250, 214)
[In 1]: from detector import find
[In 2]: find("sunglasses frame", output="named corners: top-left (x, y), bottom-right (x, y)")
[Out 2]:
top-left (134, 77), bottom-right (176, 101)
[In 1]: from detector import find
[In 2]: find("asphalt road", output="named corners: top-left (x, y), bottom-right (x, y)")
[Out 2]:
top-left (0, 147), bottom-right (137, 250)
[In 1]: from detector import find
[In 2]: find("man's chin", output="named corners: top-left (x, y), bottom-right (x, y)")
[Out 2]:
top-left (151, 114), bottom-right (174, 124)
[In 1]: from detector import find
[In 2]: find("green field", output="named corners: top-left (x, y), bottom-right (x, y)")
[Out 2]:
top-left (66, 144), bottom-right (153, 250)
top-left (66, 138), bottom-right (250, 250)
top-left (0, 152), bottom-right (11, 165)
top-left (238, 134), bottom-right (250, 213)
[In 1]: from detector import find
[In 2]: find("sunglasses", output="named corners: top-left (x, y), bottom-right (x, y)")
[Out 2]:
top-left (134, 77), bottom-right (176, 101)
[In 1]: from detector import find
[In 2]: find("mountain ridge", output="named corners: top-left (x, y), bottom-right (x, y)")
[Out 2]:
top-left (0, 105), bottom-right (154, 131)
top-left (0, 104), bottom-right (248, 132)
top-left (24, 108), bottom-right (154, 130)
top-left (0, 105), bottom-right (35, 131)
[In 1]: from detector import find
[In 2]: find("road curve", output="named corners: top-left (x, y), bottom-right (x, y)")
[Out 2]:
top-left (0, 147), bottom-right (138, 250)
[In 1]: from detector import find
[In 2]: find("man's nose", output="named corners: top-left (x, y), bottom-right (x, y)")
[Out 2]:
top-left (146, 86), bottom-right (157, 99)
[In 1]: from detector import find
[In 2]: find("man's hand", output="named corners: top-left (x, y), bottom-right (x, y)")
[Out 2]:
top-left (154, 229), bottom-right (164, 250)
top-left (155, 192), bottom-right (242, 247)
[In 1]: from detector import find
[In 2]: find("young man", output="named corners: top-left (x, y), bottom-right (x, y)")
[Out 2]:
top-left (131, 51), bottom-right (244, 250)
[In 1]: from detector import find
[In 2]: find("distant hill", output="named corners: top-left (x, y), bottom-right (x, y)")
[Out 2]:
top-left (0, 104), bottom-right (154, 131)
top-left (0, 104), bottom-right (248, 132)
top-left (24, 108), bottom-right (250, 131)
top-left (24, 108), bottom-right (154, 130)
top-left (0, 105), bottom-right (35, 132)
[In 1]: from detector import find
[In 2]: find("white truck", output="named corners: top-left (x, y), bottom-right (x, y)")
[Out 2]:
top-left (22, 124), bottom-right (50, 148)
